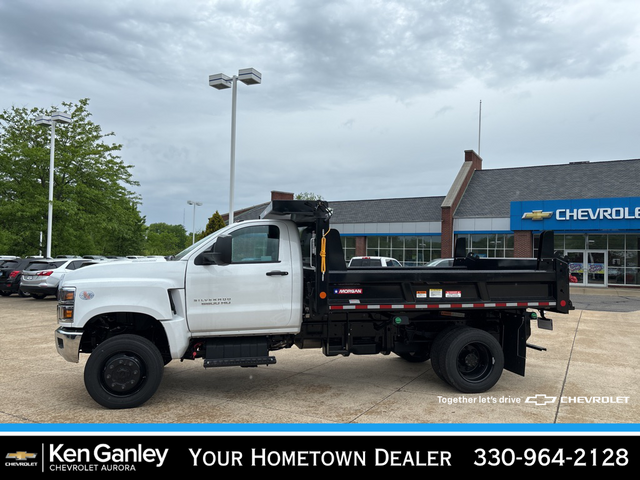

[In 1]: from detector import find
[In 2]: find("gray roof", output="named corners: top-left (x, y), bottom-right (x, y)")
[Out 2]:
top-left (455, 159), bottom-right (640, 218)
top-left (330, 197), bottom-right (445, 224)
top-left (233, 202), bottom-right (270, 222)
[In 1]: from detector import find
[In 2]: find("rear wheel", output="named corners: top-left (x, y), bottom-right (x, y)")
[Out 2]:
top-left (438, 327), bottom-right (504, 393)
top-left (430, 326), bottom-right (463, 381)
top-left (84, 334), bottom-right (164, 409)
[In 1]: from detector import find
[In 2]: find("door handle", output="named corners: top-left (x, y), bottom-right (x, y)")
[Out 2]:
top-left (266, 270), bottom-right (289, 276)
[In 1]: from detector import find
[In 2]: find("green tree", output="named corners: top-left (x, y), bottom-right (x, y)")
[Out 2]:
top-left (0, 98), bottom-right (145, 256)
top-left (144, 223), bottom-right (189, 256)
top-left (295, 192), bottom-right (324, 200)
top-left (195, 210), bottom-right (226, 242)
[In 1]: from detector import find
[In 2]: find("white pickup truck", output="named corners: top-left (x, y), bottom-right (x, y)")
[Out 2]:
top-left (55, 200), bottom-right (572, 409)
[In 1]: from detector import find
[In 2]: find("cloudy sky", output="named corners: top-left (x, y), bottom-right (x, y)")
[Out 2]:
top-left (1, 0), bottom-right (639, 232)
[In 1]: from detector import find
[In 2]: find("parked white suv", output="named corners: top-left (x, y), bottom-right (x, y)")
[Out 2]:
top-left (348, 256), bottom-right (402, 267)
top-left (20, 258), bottom-right (98, 299)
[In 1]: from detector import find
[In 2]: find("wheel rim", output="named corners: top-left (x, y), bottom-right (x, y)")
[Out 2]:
top-left (455, 343), bottom-right (493, 383)
top-left (101, 353), bottom-right (145, 395)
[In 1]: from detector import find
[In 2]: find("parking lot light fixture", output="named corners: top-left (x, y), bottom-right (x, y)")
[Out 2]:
top-left (209, 68), bottom-right (262, 224)
top-left (35, 112), bottom-right (72, 258)
top-left (187, 200), bottom-right (202, 244)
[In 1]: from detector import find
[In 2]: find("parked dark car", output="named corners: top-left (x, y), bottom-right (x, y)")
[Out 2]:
top-left (0, 258), bottom-right (55, 297)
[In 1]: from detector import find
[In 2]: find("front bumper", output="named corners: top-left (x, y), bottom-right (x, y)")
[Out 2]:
top-left (54, 327), bottom-right (83, 363)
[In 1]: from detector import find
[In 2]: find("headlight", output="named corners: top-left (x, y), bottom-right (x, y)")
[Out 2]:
top-left (57, 287), bottom-right (76, 323)
top-left (58, 287), bottom-right (76, 303)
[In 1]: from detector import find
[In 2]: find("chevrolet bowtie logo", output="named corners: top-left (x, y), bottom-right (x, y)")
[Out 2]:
top-left (6, 451), bottom-right (37, 460)
top-left (525, 394), bottom-right (557, 406)
top-left (522, 210), bottom-right (553, 221)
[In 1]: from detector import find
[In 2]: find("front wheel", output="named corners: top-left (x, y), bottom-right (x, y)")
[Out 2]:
top-left (84, 334), bottom-right (164, 409)
top-left (438, 327), bottom-right (504, 393)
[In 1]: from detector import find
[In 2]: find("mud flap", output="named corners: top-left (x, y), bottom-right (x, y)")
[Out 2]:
top-left (502, 315), bottom-right (528, 376)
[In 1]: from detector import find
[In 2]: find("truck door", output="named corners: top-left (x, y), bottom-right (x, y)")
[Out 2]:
top-left (185, 223), bottom-right (295, 335)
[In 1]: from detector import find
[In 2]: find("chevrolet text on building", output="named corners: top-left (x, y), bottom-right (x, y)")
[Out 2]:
top-left (555, 207), bottom-right (640, 221)
top-left (522, 207), bottom-right (640, 221)
top-left (54, 200), bottom-right (573, 409)
top-left (511, 197), bottom-right (640, 230)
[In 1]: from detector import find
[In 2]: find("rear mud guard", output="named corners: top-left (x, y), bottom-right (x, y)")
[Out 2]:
top-left (502, 314), bottom-right (529, 376)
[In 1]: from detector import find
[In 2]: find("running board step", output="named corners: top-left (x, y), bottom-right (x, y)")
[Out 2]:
top-left (204, 356), bottom-right (276, 368)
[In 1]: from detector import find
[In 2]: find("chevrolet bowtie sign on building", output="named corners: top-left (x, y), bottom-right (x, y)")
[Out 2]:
top-left (521, 210), bottom-right (553, 221)
top-left (511, 197), bottom-right (640, 231)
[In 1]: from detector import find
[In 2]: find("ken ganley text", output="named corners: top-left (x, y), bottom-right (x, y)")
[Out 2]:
top-left (49, 444), bottom-right (168, 471)
top-left (190, 448), bottom-right (452, 467)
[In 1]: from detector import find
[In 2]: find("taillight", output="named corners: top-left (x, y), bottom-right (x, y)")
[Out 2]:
top-left (37, 271), bottom-right (53, 276)
top-left (8, 271), bottom-right (19, 279)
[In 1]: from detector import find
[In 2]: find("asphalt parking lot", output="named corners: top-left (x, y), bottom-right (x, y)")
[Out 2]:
top-left (1, 287), bottom-right (638, 429)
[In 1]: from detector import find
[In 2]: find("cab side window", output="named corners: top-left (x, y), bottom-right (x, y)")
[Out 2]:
top-left (230, 225), bottom-right (280, 263)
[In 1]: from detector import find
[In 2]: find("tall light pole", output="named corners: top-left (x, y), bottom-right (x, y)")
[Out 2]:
top-left (209, 68), bottom-right (261, 224)
top-left (35, 112), bottom-right (72, 258)
top-left (187, 200), bottom-right (202, 244)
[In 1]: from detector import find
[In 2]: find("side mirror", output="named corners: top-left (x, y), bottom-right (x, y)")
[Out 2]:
top-left (211, 235), bottom-right (233, 265)
top-left (195, 235), bottom-right (233, 266)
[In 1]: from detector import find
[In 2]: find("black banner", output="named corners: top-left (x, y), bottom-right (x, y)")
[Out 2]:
top-left (1, 434), bottom-right (635, 474)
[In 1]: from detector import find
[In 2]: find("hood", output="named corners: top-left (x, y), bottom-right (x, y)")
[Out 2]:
top-left (61, 258), bottom-right (188, 290)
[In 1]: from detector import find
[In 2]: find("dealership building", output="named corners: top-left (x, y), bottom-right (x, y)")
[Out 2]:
top-left (232, 151), bottom-right (640, 288)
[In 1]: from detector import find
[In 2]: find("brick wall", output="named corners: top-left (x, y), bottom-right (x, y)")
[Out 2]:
top-left (271, 191), bottom-right (294, 201)
top-left (355, 236), bottom-right (367, 256)
top-left (441, 150), bottom-right (483, 258)
top-left (441, 206), bottom-right (454, 258)
top-left (514, 230), bottom-right (533, 257)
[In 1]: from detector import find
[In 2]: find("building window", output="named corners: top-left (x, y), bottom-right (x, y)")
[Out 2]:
top-left (455, 233), bottom-right (514, 258)
top-left (539, 233), bottom-right (640, 286)
top-left (365, 235), bottom-right (441, 266)
top-left (341, 236), bottom-right (356, 262)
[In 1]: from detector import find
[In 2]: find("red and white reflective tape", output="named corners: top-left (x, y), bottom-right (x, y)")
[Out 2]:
top-left (328, 301), bottom-right (556, 311)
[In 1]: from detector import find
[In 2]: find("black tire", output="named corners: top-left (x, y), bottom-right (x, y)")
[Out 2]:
top-left (430, 326), bottom-right (463, 381)
top-left (396, 350), bottom-right (430, 363)
top-left (438, 327), bottom-right (504, 393)
top-left (31, 293), bottom-right (46, 300)
top-left (84, 334), bottom-right (164, 409)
